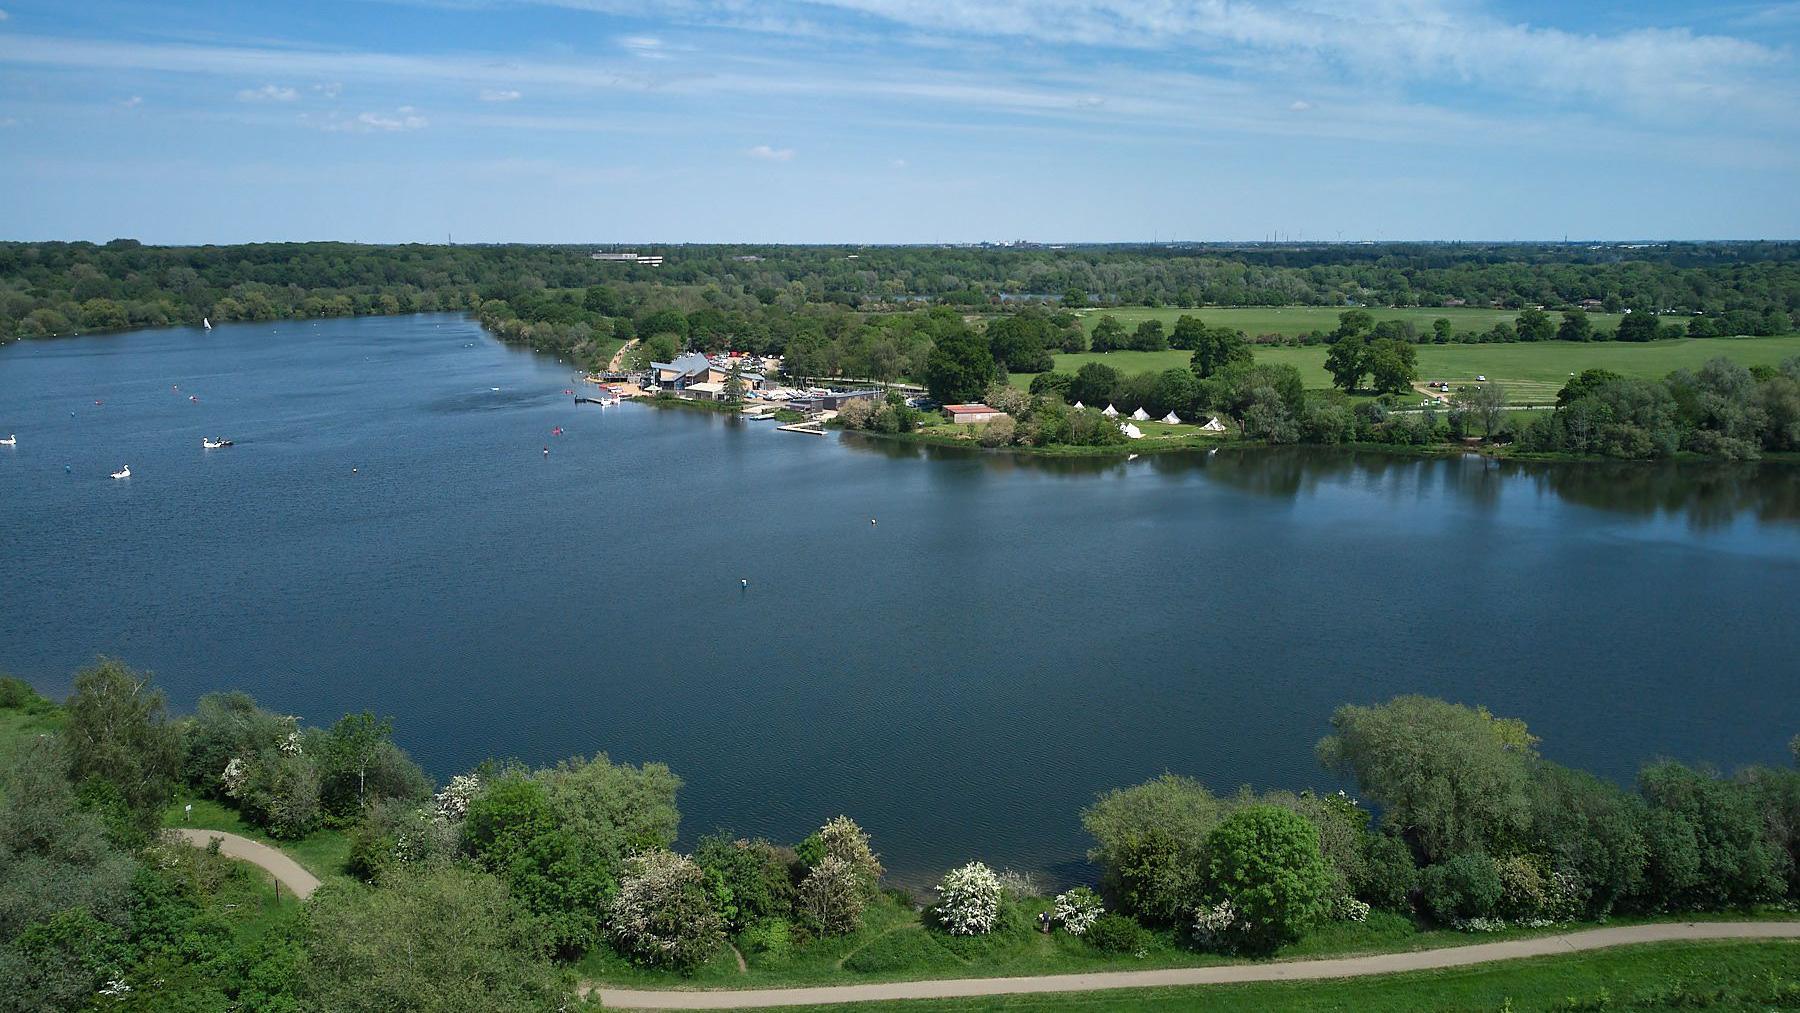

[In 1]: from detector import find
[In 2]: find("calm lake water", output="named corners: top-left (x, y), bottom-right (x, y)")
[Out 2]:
top-left (4, 315), bottom-right (1798, 885)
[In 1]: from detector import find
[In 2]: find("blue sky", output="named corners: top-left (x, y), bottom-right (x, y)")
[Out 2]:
top-left (1, 0), bottom-right (1797, 243)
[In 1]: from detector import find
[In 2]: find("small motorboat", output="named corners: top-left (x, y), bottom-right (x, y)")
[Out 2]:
top-left (190, 395), bottom-right (200, 403)
top-left (202, 437), bottom-right (233, 449)
top-left (551, 427), bottom-right (564, 436)
top-left (111, 465), bottom-right (131, 479)
top-left (0, 434), bottom-right (15, 447)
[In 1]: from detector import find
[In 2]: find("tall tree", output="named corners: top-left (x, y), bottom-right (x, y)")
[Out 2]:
top-left (65, 659), bottom-right (181, 834)
top-left (1324, 336), bottom-right (1367, 392)
top-left (924, 329), bottom-right (996, 403)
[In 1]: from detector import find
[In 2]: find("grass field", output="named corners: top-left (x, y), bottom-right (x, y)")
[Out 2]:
top-left (736, 939), bottom-right (1800, 1012)
top-left (1072, 305), bottom-right (1631, 339)
top-left (1018, 334), bottom-right (1800, 406)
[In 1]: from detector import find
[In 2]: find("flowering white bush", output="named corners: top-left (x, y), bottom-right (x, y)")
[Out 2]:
top-left (1334, 894), bottom-right (1371, 923)
top-left (995, 868), bottom-right (1039, 898)
top-left (1053, 887), bottom-right (1104, 935)
top-left (279, 729), bottom-right (304, 756)
top-left (221, 757), bottom-right (248, 796)
top-left (818, 815), bottom-right (883, 887)
top-left (1191, 899), bottom-right (1249, 949)
top-left (798, 855), bottom-right (867, 935)
top-left (608, 850), bottom-right (724, 971)
top-left (433, 773), bottom-right (480, 822)
top-left (1454, 917), bottom-right (1508, 933)
top-left (936, 861), bottom-right (1001, 936)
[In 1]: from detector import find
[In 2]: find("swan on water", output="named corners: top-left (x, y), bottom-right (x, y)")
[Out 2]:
top-left (0, 434), bottom-right (15, 447)
top-left (111, 466), bottom-right (131, 479)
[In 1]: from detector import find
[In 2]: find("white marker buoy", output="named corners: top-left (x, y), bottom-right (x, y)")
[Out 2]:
top-left (741, 578), bottom-right (749, 589)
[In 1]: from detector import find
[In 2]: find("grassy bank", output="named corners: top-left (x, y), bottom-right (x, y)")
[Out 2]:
top-left (578, 889), bottom-right (1800, 991)
top-left (730, 939), bottom-right (1800, 1012)
top-left (1015, 333), bottom-right (1800, 406)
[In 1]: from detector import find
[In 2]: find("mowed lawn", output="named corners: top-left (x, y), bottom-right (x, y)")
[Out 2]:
top-left (1017, 334), bottom-right (1800, 406)
top-left (1071, 305), bottom-right (1628, 338)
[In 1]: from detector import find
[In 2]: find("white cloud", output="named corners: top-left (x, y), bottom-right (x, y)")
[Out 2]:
top-left (313, 82), bottom-right (342, 98)
top-left (238, 83), bottom-right (299, 102)
top-left (1289, 99), bottom-right (1313, 112)
top-left (119, 95), bottom-right (142, 108)
top-left (747, 144), bottom-right (794, 160)
top-left (620, 35), bottom-right (666, 58)
top-left (891, 157), bottom-right (907, 168)
top-left (0, 9), bottom-right (10, 20)
top-left (479, 88), bottom-right (522, 101)
top-left (0, 116), bottom-right (17, 127)
top-left (321, 106), bottom-right (428, 132)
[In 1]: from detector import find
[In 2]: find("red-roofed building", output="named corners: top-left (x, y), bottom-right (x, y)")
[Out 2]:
top-left (943, 404), bottom-right (1006, 424)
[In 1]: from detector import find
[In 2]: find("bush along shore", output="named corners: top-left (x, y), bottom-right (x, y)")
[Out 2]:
top-left (4, 662), bottom-right (1800, 1009)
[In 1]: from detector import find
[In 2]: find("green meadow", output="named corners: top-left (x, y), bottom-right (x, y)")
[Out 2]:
top-left (1072, 305), bottom-right (1629, 338)
top-left (1018, 334), bottom-right (1800, 406)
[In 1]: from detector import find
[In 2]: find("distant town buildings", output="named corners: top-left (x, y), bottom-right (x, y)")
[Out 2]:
top-left (589, 252), bottom-right (664, 267)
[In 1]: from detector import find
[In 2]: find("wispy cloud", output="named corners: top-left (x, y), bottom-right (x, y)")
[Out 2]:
top-left (479, 88), bottom-right (522, 101)
top-left (313, 82), bottom-right (342, 99)
top-left (0, 8), bottom-right (10, 20)
top-left (119, 95), bottom-right (142, 108)
top-left (747, 144), bottom-right (794, 161)
top-left (238, 83), bottom-right (299, 102)
top-left (620, 35), bottom-right (666, 59)
top-left (313, 105), bottom-right (429, 132)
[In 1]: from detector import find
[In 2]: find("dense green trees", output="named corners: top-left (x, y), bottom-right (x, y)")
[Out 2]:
top-left (924, 329), bottom-right (997, 403)
top-left (301, 867), bottom-right (567, 1012)
top-left (65, 659), bottom-right (181, 836)
top-left (1521, 356), bottom-right (1800, 459)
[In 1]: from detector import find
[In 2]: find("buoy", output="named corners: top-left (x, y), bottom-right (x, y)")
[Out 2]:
top-left (740, 578), bottom-right (749, 588)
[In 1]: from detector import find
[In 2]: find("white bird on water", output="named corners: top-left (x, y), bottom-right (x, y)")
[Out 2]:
top-left (111, 465), bottom-right (131, 479)
top-left (0, 434), bottom-right (15, 447)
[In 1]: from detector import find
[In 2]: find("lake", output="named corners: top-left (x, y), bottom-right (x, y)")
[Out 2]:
top-left (3, 314), bottom-right (1798, 886)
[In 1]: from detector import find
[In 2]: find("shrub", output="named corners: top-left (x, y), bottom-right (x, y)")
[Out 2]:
top-left (1083, 913), bottom-right (1150, 955)
top-left (738, 918), bottom-right (793, 961)
top-left (694, 833), bottom-right (795, 932)
top-left (1419, 852), bottom-right (1504, 926)
top-left (797, 855), bottom-right (867, 936)
top-left (1201, 806), bottom-right (1335, 953)
top-left (976, 416), bottom-right (1016, 447)
top-left (1053, 887), bottom-right (1104, 935)
top-left (934, 862), bottom-right (1002, 936)
top-left (815, 815), bottom-right (883, 893)
top-left (1356, 833), bottom-right (1418, 911)
top-left (1082, 774), bottom-right (1222, 925)
top-left (608, 850), bottom-right (723, 972)
top-left (0, 675), bottom-right (55, 713)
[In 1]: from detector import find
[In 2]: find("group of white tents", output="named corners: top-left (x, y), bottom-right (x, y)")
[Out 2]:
top-left (1070, 401), bottom-right (1228, 438)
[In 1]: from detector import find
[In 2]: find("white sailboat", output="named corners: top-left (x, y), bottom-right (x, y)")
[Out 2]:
top-left (203, 317), bottom-right (212, 330)
top-left (111, 465), bottom-right (131, 479)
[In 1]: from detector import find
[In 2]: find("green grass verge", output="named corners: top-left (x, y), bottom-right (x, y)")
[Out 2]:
top-left (578, 892), bottom-right (1800, 992)
top-left (731, 939), bottom-right (1800, 1012)
top-left (1016, 333), bottom-right (1800, 406)
top-left (162, 794), bottom-right (355, 886)
top-left (0, 704), bottom-right (65, 766)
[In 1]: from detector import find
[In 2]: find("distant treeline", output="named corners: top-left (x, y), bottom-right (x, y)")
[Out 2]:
top-left (5, 240), bottom-right (1799, 348)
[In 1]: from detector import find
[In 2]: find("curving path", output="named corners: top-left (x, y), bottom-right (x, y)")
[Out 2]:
top-left (168, 828), bottom-right (321, 900)
top-left (594, 921), bottom-right (1800, 1010)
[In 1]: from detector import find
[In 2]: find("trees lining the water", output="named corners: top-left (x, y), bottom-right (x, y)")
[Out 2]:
top-left (5, 661), bottom-right (1798, 1007)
